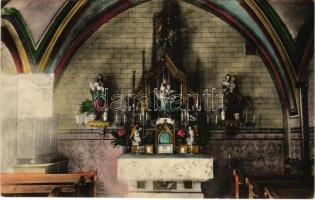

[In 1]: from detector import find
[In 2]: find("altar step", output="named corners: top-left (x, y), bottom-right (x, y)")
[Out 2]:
top-left (128, 192), bottom-right (204, 198)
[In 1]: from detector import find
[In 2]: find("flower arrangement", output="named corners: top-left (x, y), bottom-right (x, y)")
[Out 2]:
top-left (176, 128), bottom-right (187, 145)
top-left (111, 128), bottom-right (130, 147)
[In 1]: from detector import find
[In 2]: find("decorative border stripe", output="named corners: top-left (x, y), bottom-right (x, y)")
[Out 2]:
top-left (2, 19), bottom-right (31, 73)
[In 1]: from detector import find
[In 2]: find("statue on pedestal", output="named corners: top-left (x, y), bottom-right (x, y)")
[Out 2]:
top-left (222, 74), bottom-right (241, 120)
top-left (187, 126), bottom-right (194, 146)
top-left (90, 74), bottom-right (107, 121)
top-left (155, 79), bottom-right (175, 117)
top-left (130, 123), bottom-right (142, 146)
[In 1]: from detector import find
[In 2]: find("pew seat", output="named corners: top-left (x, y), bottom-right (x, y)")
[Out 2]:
top-left (1, 170), bottom-right (97, 197)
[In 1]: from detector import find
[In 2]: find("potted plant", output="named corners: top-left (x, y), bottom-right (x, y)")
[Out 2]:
top-left (80, 99), bottom-right (94, 114)
top-left (79, 99), bottom-right (96, 122)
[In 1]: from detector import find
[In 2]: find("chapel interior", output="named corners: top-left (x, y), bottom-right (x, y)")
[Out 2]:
top-left (0, 0), bottom-right (314, 198)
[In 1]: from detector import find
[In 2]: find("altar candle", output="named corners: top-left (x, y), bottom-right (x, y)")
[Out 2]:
top-left (211, 88), bottom-right (215, 111)
top-left (76, 115), bottom-right (79, 124)
top-left (215, 114), bottom-right (218, 124)
top-left (245, 113), bottom-right (248, 123)
top-left (115, 114), bottom-right (118, 124)
top-left (253, 114), bottom-right (256, 124)
top-left (207, 115), bottom-right (209, 124)
top-left (123, 115), bottom-right (126, 124)
top-left (196, 96), bottom-right (199, 109)
top-left (181, 111), bottom-right (184, 123)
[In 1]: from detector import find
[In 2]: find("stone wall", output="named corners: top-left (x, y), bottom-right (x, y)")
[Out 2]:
top-left (58, 135), bottom-right (128, 197)
top-left (54, 0), bottom-right (283, 131)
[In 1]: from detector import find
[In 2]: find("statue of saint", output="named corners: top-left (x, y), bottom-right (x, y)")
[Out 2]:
top-left (222, 74), bottom-right (241, 120)
top-left (90, 74), bottom-right (105, 96)
top-left (90, 74), bottom-right (106, 120)
top-left (130, 123), bottom-right (142, 146)
top-left (155, 79), bottom-right (175, 117)
top-left (187, 126), bottom-right (194, 146)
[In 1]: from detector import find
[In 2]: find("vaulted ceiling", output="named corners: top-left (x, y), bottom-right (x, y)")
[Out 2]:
top-left (1, 0), bottom-right (314, 116)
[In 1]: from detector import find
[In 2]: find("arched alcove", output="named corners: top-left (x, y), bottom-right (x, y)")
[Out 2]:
top-left (54, 0), bottom-right (283, 130)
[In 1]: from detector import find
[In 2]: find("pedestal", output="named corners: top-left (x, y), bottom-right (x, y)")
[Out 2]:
top-left (117, 154), bottom-right (213, 198)
top-left (12, 160), bottom-right (68, 174)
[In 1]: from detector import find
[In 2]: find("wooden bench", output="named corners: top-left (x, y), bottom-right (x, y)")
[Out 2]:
top-left (1, 170), bottom-right (97, 197)
top-left (232, 168), bottom-right (268, 199)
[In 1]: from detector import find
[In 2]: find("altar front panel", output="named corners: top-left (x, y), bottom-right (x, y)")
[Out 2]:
top-left (118, 154), bottom-right (213, 181)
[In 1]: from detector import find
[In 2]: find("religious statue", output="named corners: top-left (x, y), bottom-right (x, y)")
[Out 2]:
top-left (130, 123), bottom-right (142, 146)
top-left (155, 79), bottom-right (175, 116)
top-left (90, 74), bottom-right (107, 121)
top-left (187, 126), bottom-right (194, 146)
top-left (90, 74), bottom-right (105, 96)
top-left (221, 74), bottom-right (241, 120)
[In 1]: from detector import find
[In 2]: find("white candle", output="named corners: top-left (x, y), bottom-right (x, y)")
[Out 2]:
top-left (76, 115), bottom-right (79, 124)
top-left (253, 114), bottom-right (256, 124)
top-left (211, 88), bottom-right (215, 111)
top-left (245, 113), bottom-right (248, 123)
top-left (181, 111), bottom-right (184, 122)
top-left (215, 114), bottom-right (218, 124)
top-left (196, 96), bottom-right (199, 109)
top-left (123, 115), bottom-right (126, 124)
top-left (115, 114), bottom-right (118, 124)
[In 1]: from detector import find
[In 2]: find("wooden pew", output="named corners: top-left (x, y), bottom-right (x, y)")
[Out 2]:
top-left (232, 169), bottom-right (262, 199)
top-left (1, 170), bottom-right (97, 197)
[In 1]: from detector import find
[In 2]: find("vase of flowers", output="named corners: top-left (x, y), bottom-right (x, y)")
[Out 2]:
top-left (176, 128), bottom-right (187, 153)
top-left (111, 128), bottom-right (130, 152)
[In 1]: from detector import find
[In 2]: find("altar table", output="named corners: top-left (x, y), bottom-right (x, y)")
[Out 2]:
top-left (117, 154), bottom-right (213, 198)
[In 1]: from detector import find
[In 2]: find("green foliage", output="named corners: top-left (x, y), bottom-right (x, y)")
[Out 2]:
top-left (80, 99), bottom-right (95, 114)
top-left (111, 128), bottom-right (130, 148)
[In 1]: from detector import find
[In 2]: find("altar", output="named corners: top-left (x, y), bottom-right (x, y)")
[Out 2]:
top-left (117, 154), bottom-right (213, 198)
